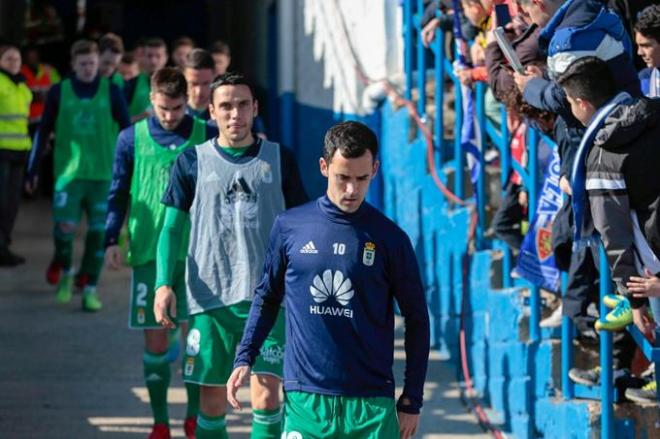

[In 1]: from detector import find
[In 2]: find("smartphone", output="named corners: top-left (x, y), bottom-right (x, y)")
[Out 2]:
top-left (494, 3), bottom-right (512, 27)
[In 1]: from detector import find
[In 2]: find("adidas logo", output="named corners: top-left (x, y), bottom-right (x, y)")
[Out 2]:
top-left (299, 241), bottom-right (318, 254)
top-left (204, 171), bottom-right (221, 183)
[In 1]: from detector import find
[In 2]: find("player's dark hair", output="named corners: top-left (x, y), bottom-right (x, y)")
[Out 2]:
top-left (556, 57), bottom-right (616, 108)
top-left (70, 39), bottom-right (99, 59)
top-left (184, 48), bottom-right (214, 70)
top-left (172, 36), bottom-right (195, 50)
top-left (99, 33), bottom-right (124, 54)
top-left (323, 121), bottom-right (378, 163)
top-left (121, 52), bottom-right (135, 64)
top-left (635, 5), bottom-right (660, 43)
top-left (209, 72), bottom-right (255, 103)
top-left (209, 40), bottom-right (231, 56)
top-left (151, 67), bottom-right (187, 98)
top-left (145, 37), bottom-right (167, 50)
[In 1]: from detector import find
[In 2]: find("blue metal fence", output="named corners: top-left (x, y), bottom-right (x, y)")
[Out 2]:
top-left (397, 1), bottom-right (660, 438)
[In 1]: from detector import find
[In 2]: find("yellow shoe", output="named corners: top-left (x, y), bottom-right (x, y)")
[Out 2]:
top-left (55, 274), bottom-right (73, 304)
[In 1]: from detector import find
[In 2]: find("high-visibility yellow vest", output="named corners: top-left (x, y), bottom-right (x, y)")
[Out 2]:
top-left (0, 71), bottom-right (32, 151)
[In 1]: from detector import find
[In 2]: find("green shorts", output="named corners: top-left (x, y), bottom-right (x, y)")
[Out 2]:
top-left (129, 261), bottom-right (188, 329)
top-left (183, 301), bottom-right (285, 386)
top-left (282, 391), bottom-right (399, 439)
top-left (53, 179), bottom-right (109, 225)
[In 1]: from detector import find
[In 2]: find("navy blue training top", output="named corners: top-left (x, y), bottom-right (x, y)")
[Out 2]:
top-left (27, 75), bottom-right (131, 179)
top-left (161, 137), bottom-right (308, 212)
top-left (104, 115), bottom-right (218, 247)
top-left (234, 195), bottom-right (430, 414)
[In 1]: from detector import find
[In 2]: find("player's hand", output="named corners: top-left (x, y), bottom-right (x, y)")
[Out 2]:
top-left (227, 365), bottom-right (251, 410)
top-left (398, 411), bottom-right (420, 439)
top-left (628, 269), bottom-right (660, 298)
top-left (104, 245), bottom-right (124, 270)
top-left (24, 175), bottom-right (39, 195)
top-left (154, 286), bottom-right (177, 329)
top-left (559, 176), bottom-right (572, 196)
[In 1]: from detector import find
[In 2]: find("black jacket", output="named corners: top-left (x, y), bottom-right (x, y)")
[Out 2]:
top-left (586, 97), bottom-right (660, 307)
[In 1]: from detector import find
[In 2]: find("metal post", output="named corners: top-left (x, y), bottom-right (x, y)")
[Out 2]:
top-left (527, 128), bottom-right (540, 342)
top-left (433, 16), bottom-right (444, 161)
top-left (454, 74), bottom-right (464, 199)
top-left (561, 270), bottom-right (575, 399)
top-left (416, 0), bottom-right (426, 116)
top-left (404, 0), bottom-right (413, 100)
top-left (474, 82), bottom-right (486, 247)
top-left (599, 244), bottom-right (614, 439)
top-left (500, 108), bottom-right (512, 288)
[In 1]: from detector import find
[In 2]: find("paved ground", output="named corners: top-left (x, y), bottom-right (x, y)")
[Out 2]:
top-left (0, 199), bottom-right (489, 438)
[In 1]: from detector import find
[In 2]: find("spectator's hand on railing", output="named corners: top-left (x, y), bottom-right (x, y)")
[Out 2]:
top-left (632, 305), bottom-right (655, 340)
top-left (559, 176), bottom-right (572, 196)
top-left (627, 269), bottom-right (660, 298)
top-left (518, 190), bottom-right (528, 209)
top-left (421, 17), bottom-right (440, 48)
top-left (457, 68), bottom-right (473, 86)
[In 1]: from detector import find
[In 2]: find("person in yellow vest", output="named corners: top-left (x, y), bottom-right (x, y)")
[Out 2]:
top-left (21, 45), bottom-right (60, 130)
top-left (25, 39), bottom-right (130, 310)
top-left (0, 42), bottom-right (32, 266)
top-left (125, 38), bottom-right (168, 122)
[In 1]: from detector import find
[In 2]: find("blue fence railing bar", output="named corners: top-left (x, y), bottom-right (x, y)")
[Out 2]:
top-left (397, 2), bottom-right (656, 438)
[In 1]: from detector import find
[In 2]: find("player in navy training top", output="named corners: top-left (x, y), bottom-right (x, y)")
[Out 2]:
top-left (228, 121), bottom-right (430, 439)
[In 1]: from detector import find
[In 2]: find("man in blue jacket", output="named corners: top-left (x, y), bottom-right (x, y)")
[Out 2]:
top-left (227, 121), bottom-right (430, 439)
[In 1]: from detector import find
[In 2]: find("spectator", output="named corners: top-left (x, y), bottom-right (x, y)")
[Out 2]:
top-left (608, 0), bottom-right (658, 70)
top-left (209, 40), bottom-right (231, 76)
top-left (558, 56), bottom-right (660, 401)
top-left (634, 4), bottom-right (660, 96)
top-left (98, 33), bottom-right (124, 87)
top-left (171, 36), bottom-right (195, 70)
top-left (0, 42), bottom-right (32, 266)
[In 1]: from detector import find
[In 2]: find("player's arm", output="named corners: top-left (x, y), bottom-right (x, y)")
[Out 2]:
top-left (104, 128), bottom-right (135, 269)
top-left (389, 231), bottom-right (430, 437)
top-left (110, 83), bottom-right (131, 129)
top-left (228, 216), bottom-right (288, 409)
top-left (280, 145), bottom-right (309, 208)
top-left (153, 149), bottom-right (197, 328)
top-left (25, 84), bottom-right (60, 193)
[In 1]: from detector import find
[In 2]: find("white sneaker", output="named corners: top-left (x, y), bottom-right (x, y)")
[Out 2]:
top-left (540, 304), bottom-right (563, 328)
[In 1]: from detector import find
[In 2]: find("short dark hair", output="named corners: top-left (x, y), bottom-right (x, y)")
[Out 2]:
top-left (151, 67), bottom-right (187, 98)
top-left (556, 57), bottom-right (616, 108)
top-left (323, 121), bottom-right (378, 163)
top-left (184, 48), bottom-right (214, 70)
top-left (145, 37), bottom-right (167, 50)
top-left (121, 52), bottom-right (135, 64)
top-left (635, 5), bottom-right (660, 43)
top-left (209, 40), bottom-right (231, 56)
top-left (172, 36), bottom-right (195, 50)
top-left (70, 39), bottom-right (99, 58)
top-left (99, 33), bottom-right (124, 54)
top-left (210, 72), bottom-right (255, 102)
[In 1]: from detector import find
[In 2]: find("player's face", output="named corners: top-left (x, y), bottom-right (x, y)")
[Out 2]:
top-left (99, 51), bottom-right (121, 77)
top-left (213, 53), bottom-right (230, 76)
top-left (144, 46), bottom-right (167, 74)
top-left (172, 45), bottom-right (193, 69)
top-left (210, 84), bottom-right (257, 146)
top-left (72, 53), bottom-right (99, 83)
top-left (151, 92), bottom-right (187, 131)
top-left (184, 67), bottom-right (214, 110)
top-left (636, 32), bottom-right (660, 68)
top-left (320, 149), bottom-right (379, 213)
top-left (119, 61), bottom-right (139, 81)
top-left (0, 48), bottom-right (21, 75)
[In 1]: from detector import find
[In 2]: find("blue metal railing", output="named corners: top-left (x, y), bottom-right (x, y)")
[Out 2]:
top-left (398, 2), bottom-right (649, 438)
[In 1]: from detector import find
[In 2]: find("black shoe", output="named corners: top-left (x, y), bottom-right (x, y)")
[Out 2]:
top-left (0, 249), bottom-right (26, 267)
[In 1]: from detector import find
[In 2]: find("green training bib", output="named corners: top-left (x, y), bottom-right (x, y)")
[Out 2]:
top-left (53, 77), bottom-right (116, 187)
top-left (127, 117), bottom-right (206, 265)
top-left (128, 73), bottom-right (151, 117)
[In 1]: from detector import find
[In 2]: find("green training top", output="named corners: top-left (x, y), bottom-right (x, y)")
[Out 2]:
top-left (53, 77), bottom-right (115, 187)
top-left (128, 73), bottom-right (151, 118)
top-left (128, 117), bottom-right (206, 266)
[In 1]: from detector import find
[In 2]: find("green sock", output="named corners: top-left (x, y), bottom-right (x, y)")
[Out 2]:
top-left (251, 407), bottom-right (282, 439)
top-left (196, 412), bottom-right (228, 439)
top-left (184, 382), bottom-right (199, 418)
top-left (79, 227), bottom-right (105, 284)
top-left (143, 351), bottom-right (171, 425)
top-left (53, 222), bottom-right (75, 269)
